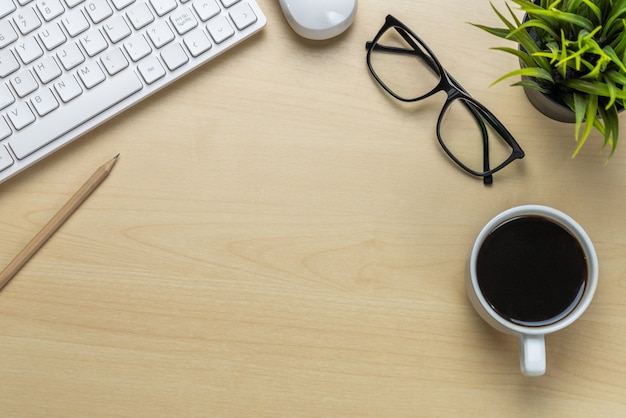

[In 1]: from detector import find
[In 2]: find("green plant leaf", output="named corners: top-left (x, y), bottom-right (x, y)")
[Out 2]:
top-left (473, 2), bottom-right (552, 71)
top-left (491, 46), bottom-right (537, 67)
top-left (491, 67), bottom-right (555, 86)
top-left (580, 25), bottom-right (602, 45)
top-left (604, 77), bottom-right (618, 109)
top-left (510, 0), bottom-right (550, 12)
top-left (559, 29), bottom-right (568, 77)
top-left (597, 105), bottom-right (619, 158)
top-left (573, 94), bottom-right (598, 157)
top-left (516, 20), bottom-right (559, 40)
top-left (610, 20), bottom-right (626, 56)
top-left (511, 79), bottom-right (552, 93)
top-left (532, 40), bottom-right (561, 64)
top-left (605, 69), bottom-right (626, 86)
top-left (566, 79), bottom-right (626, 99)
top-left (501, 2), bottom-right (553, 71)
top-left (469, 24), bottom-right (511, 40)
top-left (533, 51), bottom-right (559, 64)
top-left (527, 9), bottom-right (594, 32)
top-left (563, 0), bottom-right (582, 13)
top-left (583, 56), bottom-right (609, 79)
top-left (510, 0), bottom-right (558, 26)
top-left (603, 45), bottom-right (626, 74)
top-left (573, 93), bottom-right (587, 142)
top-left (602, 0), bottom-right (626, 39)
top-left (488, 1), bottom-right (522, 32)
top-left (580, 0), bottom-right (601, 22)
top-left (505, 1), bottom-right (525, 27)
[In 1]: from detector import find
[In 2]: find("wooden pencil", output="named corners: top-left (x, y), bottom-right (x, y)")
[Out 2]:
top-left (0, 154), bottom-right (120, 291)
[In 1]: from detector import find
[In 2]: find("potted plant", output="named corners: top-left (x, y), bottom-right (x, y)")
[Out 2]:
top-left (472, 0), bottom-right (626, 157)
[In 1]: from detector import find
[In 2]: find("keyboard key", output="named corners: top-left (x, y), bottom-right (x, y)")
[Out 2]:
top-left (147, 21), bottom-right (175, 48)
top-left (8, 71), bottom-right (143, 159)
top-left (33, 56), bottom-right (62, 83)
top-left (0, 20), bottom-right (19, 48)
top-left (124, 34), bottom-right (151, 61)
top-left (57, 42), bottom-right (85, 69)
top-left (37, 0), bottom-right (66, 21)
top-left (193, 0), bottom-right (220, 21)
top-left (103, 15), bottom-right (132, 43)
top-left (149, 0), bottom-right (177, 16)
top-left (230, 2), bottom-right (257, 30)
top-left (101, 47), bottom-right (129, 75)
top-left (183, 28), bottom-right (211, 57)
top-left (31, 88), bottom-right (59, 116)
top-left (61, 8), bottom-right (90, 37)
top-left (111, 0), bottom-right (135, 9)
top-left (14, 7), bottom-right (42, 35)
top-left (220, 0), bottom-right (239, 7)
top-left (11, 70), bottom-right (39, 97)
top-left (161, 42), bottom-right (188, 70)
top-left (0, 50), bottom-right (20, 77)
top-left (64, 0), bottom-right (86, 7)
top-left (207, 15), bottom-right (233, 43)
top-left (0, 2), bottom-right (17, 19)
top-left (0, 145), bottom-right (14, 171)
top-left (0, 118), bottom-right (12, 141)
top-left (39, 22), bottom-right (67, 50)
top-left (126, 2), bottom-right (154, 29)
top-left (54, 74), bottom-right (82, 102)
top-left (76, 61), bottom-right (106, 88)
top-left (170, 7), bottom-right (198, 35)
top-left (14, 36), bottom-right (44, 64)
top-left (80, 28), bottom-right (108, 56)
top-left (137, 56), bottom-right (165, 83)
top-left (0, 83), bottom-right (16, 110)
top-left (84, 0), bottom-right (113, 24)
top-left (7, 101), bottom-right (36, 130)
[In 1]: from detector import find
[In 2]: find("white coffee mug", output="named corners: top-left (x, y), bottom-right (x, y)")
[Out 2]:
top-left (466, 205), bottom-right (598, 376)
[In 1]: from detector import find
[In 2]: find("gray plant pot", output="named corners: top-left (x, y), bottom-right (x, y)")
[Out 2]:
top-left (521, 82), bottom-right (576, 123)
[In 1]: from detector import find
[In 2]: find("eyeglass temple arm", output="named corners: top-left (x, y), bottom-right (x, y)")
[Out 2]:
top-left (365, 41), bottom-right (441, 75)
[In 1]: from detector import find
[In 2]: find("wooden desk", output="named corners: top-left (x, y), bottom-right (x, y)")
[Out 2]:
top-left (1, 1), bottom-right (626, 416)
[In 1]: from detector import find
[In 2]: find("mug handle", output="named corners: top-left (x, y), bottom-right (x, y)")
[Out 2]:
top-left (518, 334), bottom-right (546, 376)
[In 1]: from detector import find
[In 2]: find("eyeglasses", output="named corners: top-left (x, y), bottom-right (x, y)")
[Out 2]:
top-left (365, 15), bottom-right (525, 185)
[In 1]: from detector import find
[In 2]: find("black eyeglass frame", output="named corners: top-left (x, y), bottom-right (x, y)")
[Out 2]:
top-left (366, 15), bottom-right (525, 184)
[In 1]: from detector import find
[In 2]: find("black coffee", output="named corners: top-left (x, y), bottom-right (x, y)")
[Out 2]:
top-left (476, 215), bottom-right (587, 326)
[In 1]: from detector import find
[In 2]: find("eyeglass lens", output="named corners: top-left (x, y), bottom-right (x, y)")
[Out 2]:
top-left (439, 99), bottom-right (516, 174)
top-left (368, 26), bottom-right (441, 100)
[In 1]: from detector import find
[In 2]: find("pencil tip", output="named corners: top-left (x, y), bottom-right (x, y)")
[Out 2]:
top-left (113, 153), bottom-right (120, 159)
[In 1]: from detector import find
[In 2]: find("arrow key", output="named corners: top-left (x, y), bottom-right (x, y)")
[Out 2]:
top-left (192, 0), bottom-right (220, 22)
top-left (207, 15), bottom-right (234, 44)
top-left (183, 29), bottom-right (212, 57)
top-left (229, 2), bottom-right (257, 30)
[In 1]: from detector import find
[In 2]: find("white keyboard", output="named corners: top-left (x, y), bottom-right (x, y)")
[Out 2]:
top-left (0, 0), bottom-right (266, 184)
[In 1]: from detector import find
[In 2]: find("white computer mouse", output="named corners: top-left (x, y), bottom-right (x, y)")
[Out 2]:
top-left (278, 0), bottom-right (357, 40)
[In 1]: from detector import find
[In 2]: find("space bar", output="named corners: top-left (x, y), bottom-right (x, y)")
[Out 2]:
top-left (9, 72), bottom-right (143, 160)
